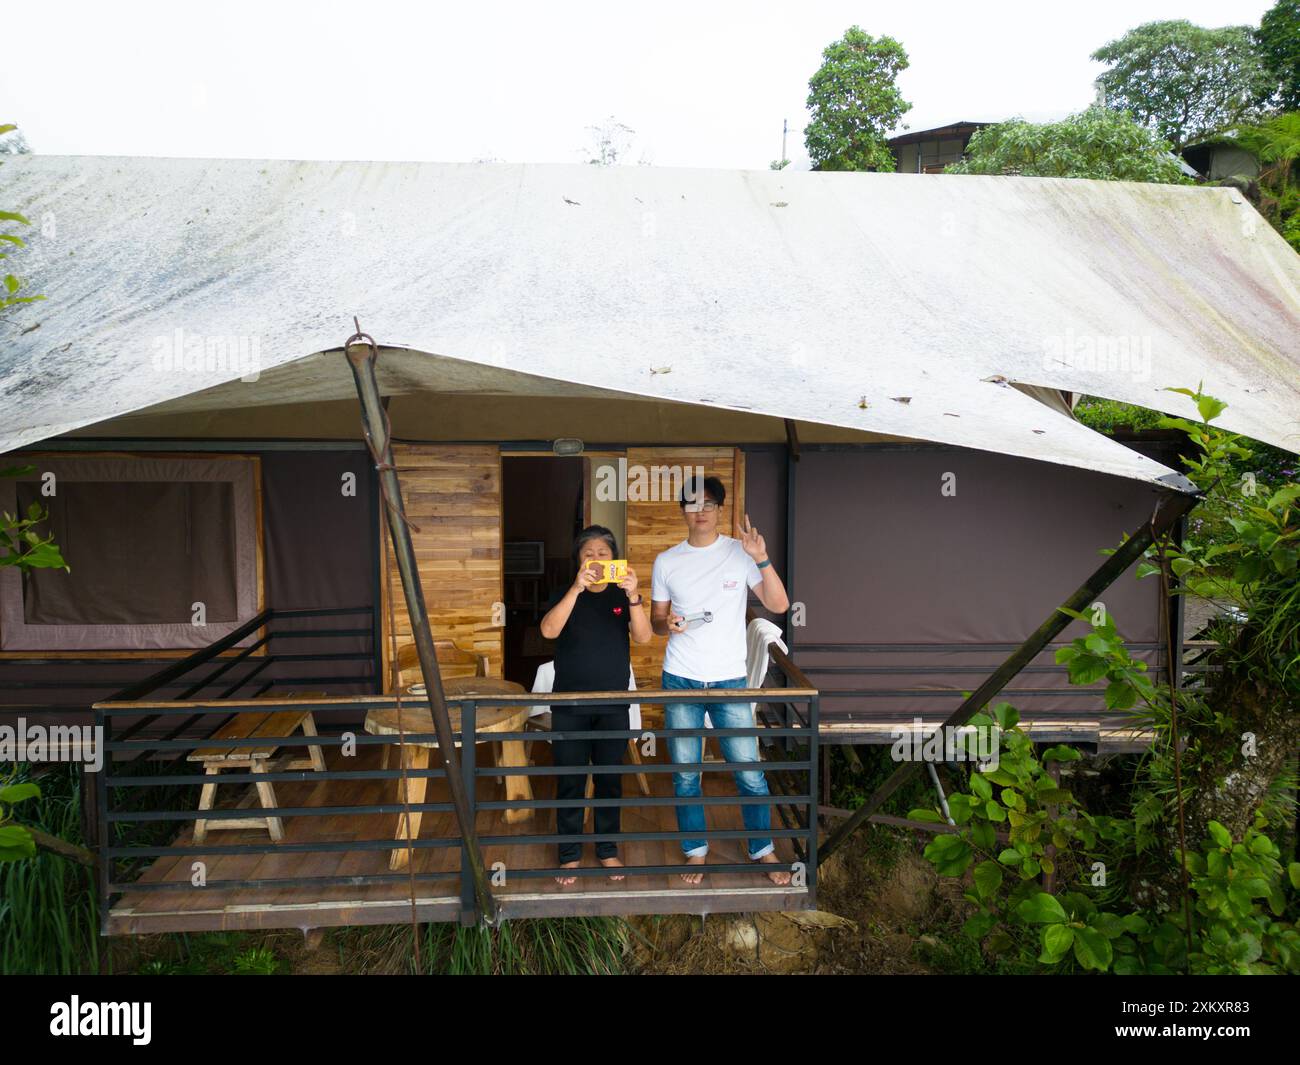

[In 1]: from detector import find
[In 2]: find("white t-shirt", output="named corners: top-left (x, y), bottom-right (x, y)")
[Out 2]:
top-left (651, 534), bottom-right (764, 682)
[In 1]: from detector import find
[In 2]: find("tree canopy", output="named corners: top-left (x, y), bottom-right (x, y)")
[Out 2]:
top-left (1257, 0), bottom-right (1300, 111)
top-left (803, 27), bottom-right (910, 172)
top-left (1091, 20), bottom-right (1271, 149)
top-left (946, 107), bottom-right (1190, 183)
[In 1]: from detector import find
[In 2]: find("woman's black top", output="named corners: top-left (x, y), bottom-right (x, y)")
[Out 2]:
top-left (545, 583), bottom-right (631, 708)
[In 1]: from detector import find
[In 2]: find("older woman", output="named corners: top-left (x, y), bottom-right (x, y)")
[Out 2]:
top-left (539, 525), bottom-right (653, 884)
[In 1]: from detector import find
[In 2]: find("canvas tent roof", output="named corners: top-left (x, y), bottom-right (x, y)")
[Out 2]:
top-left (2, 156), bottom-right (1297, 488)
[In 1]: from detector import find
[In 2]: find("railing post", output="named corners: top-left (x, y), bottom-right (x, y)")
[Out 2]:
top-left (806, 693), bottom-right (819, 904)
top-left (459, 699), bottom-right (479, 926)
top-left (94, 705), bottom-right (110, 937)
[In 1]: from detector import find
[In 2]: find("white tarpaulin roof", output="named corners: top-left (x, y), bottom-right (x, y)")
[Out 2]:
top-left (3, 155), bottom-right (1299, 488)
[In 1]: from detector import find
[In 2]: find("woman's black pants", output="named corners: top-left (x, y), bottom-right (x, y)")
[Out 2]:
top-left (552, 704), bottom-right (628, 863)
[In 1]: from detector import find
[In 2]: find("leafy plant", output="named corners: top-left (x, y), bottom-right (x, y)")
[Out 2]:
top-left (803, 27), bottom-right (911, 172)
top-left (1092, 20), bottom-right (1272, 149)
top-left (947, 106), bottom-right (1190, 182)
top-left (0, 771), bottom-right (41, 862)
top-left (0, 123), bottom-right (44, 315)
top-left (230, 947), bottom-right (282, 975)
top-left (1256, 0), bottom-right (1300, 111)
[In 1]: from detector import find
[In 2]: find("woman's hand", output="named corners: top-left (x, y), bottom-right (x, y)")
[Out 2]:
top-left (617, 566), bottom-right (639, 598)
top-left (572, 561), bottom-right (600, 594)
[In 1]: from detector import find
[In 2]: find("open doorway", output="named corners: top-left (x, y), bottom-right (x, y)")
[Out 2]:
top-left (500, 454), bottom-right (627, 689)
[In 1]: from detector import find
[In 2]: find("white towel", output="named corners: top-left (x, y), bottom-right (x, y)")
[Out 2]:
top-left (530, 660), bottom-right (642, 731)
top-left (746, 616), bottom-right (788, 720)
top-left (698, 617), bottom-right (787, 728)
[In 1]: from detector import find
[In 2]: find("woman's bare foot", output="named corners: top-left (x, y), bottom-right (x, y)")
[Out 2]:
top-left (599, 856), bottom-right (625, 881)
top-left (680, 854), bottom-right (707, 885)
top-left (555, 860), bottom-right (580, 886)
top-left (755, 851), bottom-right (792, 885)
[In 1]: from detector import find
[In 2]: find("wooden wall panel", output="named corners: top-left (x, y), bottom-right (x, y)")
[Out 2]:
top-left (624, 447), bottom-right (741, 692)
top-left (380, 444), bottom-right (503, 687)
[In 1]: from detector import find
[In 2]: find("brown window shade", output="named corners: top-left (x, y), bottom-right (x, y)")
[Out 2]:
top-left (18, 481), bottom-right (239, 625)
top-left (0, 454), bottom-right (262, 652)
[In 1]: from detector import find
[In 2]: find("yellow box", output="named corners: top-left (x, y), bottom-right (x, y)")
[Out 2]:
top-left (591, 559), bottom-right (628, 584)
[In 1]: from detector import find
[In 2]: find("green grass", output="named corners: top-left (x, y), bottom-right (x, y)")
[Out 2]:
top-left (337, 917), bottom-right (630, 975)
top-left (0, 764), bottom-right (99, 975)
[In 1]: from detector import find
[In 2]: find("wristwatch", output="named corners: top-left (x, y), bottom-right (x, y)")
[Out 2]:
top-left (628, 595), bottom-right (643, 606)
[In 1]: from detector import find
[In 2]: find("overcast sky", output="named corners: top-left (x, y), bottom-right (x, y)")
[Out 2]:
top-left (2, 0), bottom-right (1275, 170)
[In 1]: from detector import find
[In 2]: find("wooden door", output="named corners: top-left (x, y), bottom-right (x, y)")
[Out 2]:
top-left (380, 444), bottom-right (503, 687)
top-left (624, 447), bottom-right (745, 691)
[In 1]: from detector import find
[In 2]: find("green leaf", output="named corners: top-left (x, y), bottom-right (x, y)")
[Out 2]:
top-left (969, 773), bottom-right (992, 801)
top-left (1016, 892), bottom-right (1068, 924)
top-left (1195, 393), bottom-right (1228, 424)
top-left (1073, 925), bottom-right (1113, 971)
top-left (1207, 821), bottom-right (1232, 850)
top-left (923, 833), bottom-right (973, 877)
top-left (1104, 679), bottom-right (1138, 711)
top-left (0, 824), bottom-right (36, 861)
top-left (991, 701), bottom-right (1019, 730)
top-left (1066, 654), bottom-right (1110, 685)
top-left (0, 782), bottom-right (40, 804)
top-left (973, 860), bottom-right (1004, 900)
top-left (1040, 923), bottom-right (1074, 963)
top-left (1041, 745), bottom-right (1081, 763)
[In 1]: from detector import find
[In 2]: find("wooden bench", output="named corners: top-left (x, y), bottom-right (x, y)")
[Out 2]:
top-left (188, 699), bottom-right (327, 843)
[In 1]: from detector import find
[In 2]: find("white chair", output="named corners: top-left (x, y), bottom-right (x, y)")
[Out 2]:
top-left (528, 661), bottom-right (651, 801)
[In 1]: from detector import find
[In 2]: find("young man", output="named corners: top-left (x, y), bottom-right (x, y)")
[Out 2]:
top-left (650, 474), bottom-right (792, 885)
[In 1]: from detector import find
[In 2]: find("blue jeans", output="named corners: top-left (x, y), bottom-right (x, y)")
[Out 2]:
top-left (663, 670), bottom-right (774, 859)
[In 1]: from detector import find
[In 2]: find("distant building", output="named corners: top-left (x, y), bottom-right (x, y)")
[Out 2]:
top-left (887, 121), bottom-right (990, 173)
top-left (1181, 138), bottom-right (1260, 184)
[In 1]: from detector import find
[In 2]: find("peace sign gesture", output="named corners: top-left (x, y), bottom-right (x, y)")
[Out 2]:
top-left (738, 513), bottom-right (767, 562)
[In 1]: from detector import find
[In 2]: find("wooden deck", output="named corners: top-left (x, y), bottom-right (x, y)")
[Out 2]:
top-left (107, 740), bottom-right (811, 934)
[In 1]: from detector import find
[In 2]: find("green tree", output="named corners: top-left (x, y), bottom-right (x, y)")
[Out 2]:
top-left (1230, 111), bottom-right (1300, 249)
top-left (1092, 20), bottom-right (1271, 149)
top-left (803, 27), bottom-right (910, 172)
top-left (946, 106), bottom-right (1190, 183)
top-left (1257, 0), bottom-right (1300, 111)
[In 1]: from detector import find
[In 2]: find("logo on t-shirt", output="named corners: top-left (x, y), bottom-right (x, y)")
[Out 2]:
top-left (612, 606), bottom-right (624, 615)
top-left (722, 578), bottom-right (739, 591)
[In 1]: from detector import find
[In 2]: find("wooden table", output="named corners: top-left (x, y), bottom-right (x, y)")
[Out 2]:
top-left (365, 677), bottom-right (532, 870)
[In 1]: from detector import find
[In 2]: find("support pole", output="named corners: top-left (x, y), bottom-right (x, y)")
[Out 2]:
top-left (345, 334), bottom-right (498, 924)
top-left (819, 484), bottom-right (1202, 863)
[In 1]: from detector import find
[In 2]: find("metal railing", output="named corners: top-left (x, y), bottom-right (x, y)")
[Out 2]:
top-left (92, 653), bottom-right (818, 930)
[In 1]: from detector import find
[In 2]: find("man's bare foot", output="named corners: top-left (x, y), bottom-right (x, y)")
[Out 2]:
top-left (680, 853), bottom-right (707, 885)
top-left (755, 850), bottom-right (791, 885)
top-left (599, 856), bottom-right (625, 882)
top-left (555, 860), bottom-right (580, 886)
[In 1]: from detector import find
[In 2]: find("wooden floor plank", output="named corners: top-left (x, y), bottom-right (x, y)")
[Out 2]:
top-left (108, 735), bottom-right (812, 933)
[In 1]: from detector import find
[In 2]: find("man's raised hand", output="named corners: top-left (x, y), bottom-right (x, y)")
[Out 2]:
top-left (739, 513), bottom-right (767, 561)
